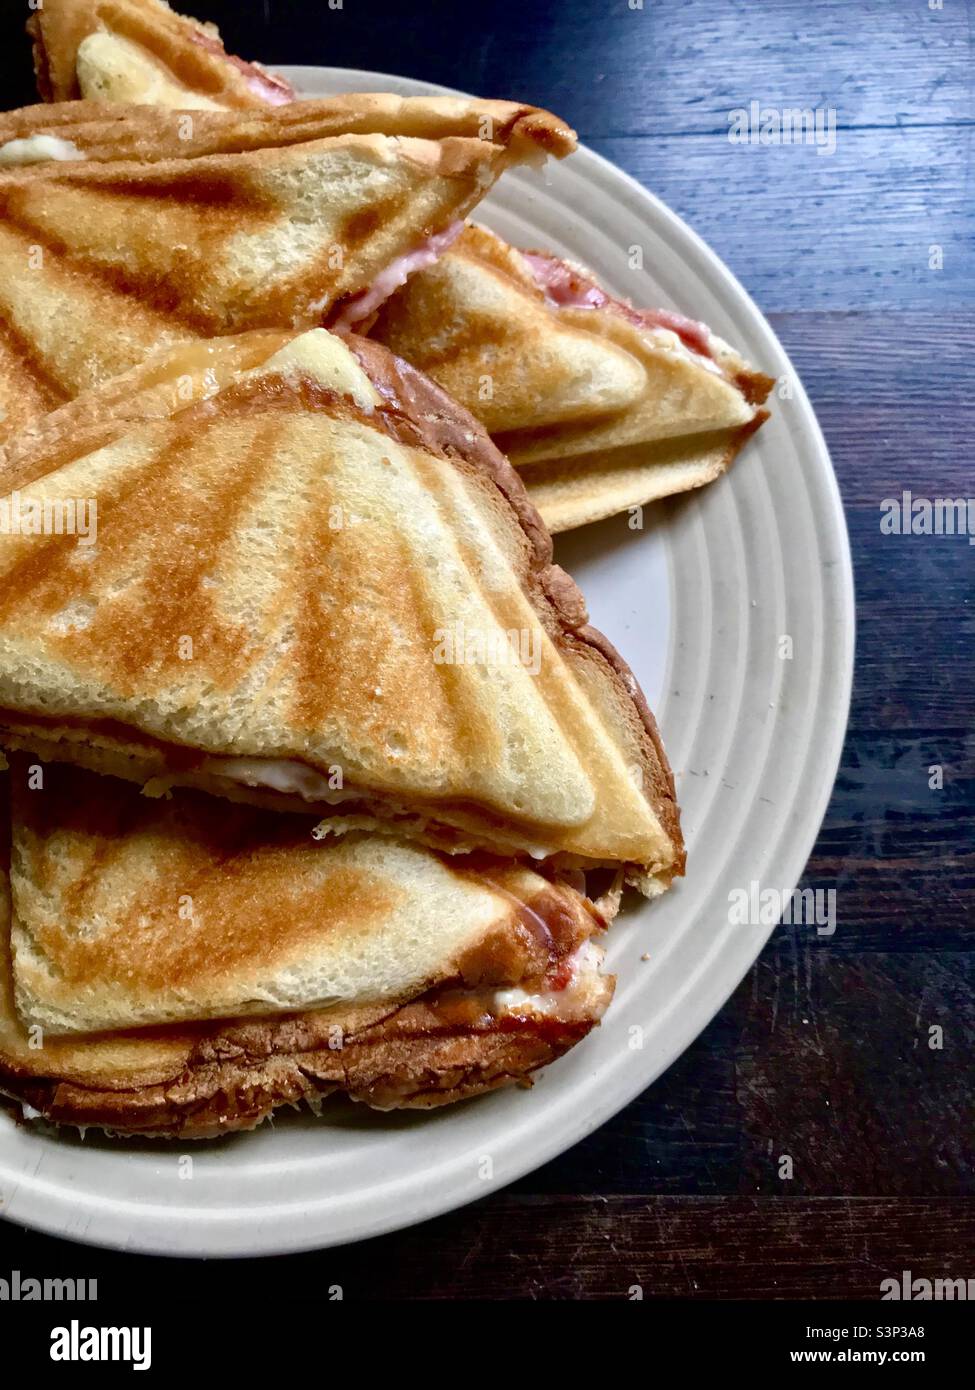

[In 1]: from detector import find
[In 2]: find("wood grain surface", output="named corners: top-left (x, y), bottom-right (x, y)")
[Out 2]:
top-left (0, 0), bottom-right (971, 1300)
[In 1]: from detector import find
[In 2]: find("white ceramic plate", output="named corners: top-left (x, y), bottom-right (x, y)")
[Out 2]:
top-left (0, 68), bottom-right (854, 1257)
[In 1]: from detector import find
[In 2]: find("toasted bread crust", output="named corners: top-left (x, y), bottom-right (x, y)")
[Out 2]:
top-left (0, 970), bottom-right (613, 1136)
top-left (0, 331), bottom-right (684, 886)
top-left (2, 1026), bottom-right (591, 1136)
top-left (0, 95), bottom-right (577, 167)
top-left (26, 0), bottom-right (294, 109)
top-left (525, 414), bottom-right (769, 534)
top-left (26, 15), bottom-right (56, 105)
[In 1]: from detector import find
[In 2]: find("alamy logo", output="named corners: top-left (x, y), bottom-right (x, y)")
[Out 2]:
top-left (0, 1270), bottom-right (97, 1301)
top-left (0, 491), bottom-right (97, 545)
top-left (880, 491), bottom-right (975, 544)
top-left (432, 621), bottom-right (542, 676)
top-left (881, 1270), bottom-right (974, 1300)
top-left (727, 881), bottom-right (836, 935)
top-left (728, 101), bottom-right (837, 155)
top-left (50, 1321), bottom-right (151, 1370)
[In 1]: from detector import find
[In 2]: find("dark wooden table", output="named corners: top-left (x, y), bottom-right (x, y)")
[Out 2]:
top-left (0, 0), bottom-right (971, 1300)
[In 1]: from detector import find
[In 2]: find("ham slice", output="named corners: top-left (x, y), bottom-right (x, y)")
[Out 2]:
top-left (328, 221), bottom-right (465, 332)
top-left (521, 250), bottom-right (715, 360)
top-left (186, 30), bottom-right (295, 105)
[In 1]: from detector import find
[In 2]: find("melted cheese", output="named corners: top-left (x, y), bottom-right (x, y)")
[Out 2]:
top-left (201, 756), bottom-right (353, 804)
top-left (254, 329), bottom-right (381, 409)
top-left (493, 938), bottom-right (605, 1018)
top-left (0, 135), bottom-right (84, 165)
top-left (76, 30), bottom-right (229, 110)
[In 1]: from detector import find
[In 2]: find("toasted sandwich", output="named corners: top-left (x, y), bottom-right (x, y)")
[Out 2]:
top-left (0, 98), bottom-right (575, 444)
top-left (0, 759), bottom-right (614, 1135)
top-left (27, 0), bottom-right (295, 109)
top-left (0, 327), bottom-right (683, 894)
top-left (371, 224), bottom-right (774, 530)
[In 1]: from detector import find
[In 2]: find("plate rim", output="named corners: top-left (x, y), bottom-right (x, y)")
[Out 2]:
top-left (0, 65), bottom-right (855, 1258)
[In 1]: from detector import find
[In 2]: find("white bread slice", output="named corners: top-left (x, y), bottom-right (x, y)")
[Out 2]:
top-left (500, 305), bottom-right (770, 464)
top-left (0, 99), bottom-right (576, 443)
top-left (0, 134), bottom-right (524, 337)
top-left (27, 0), bottom-right (295, 108)
top-left (522, 422), bottom-right (766, 533)
top-left (0, 763), bottom-right (614, 1133)
top-left (371, 225), bottom-right (773, 524)
top-left (372, 223), bottom-right (647, 431)
top-left (7, 758), bottom-right (606, 1035)
top-left (0, 328), bottom-right (683, 891)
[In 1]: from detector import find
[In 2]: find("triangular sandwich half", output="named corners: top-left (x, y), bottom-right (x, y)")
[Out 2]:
top-left (371, 224), bottom-right (774, 529)
top-left (27, 0), bottom-right (295, 109)
top-left (0, 759), bottom-right (614, 1134)
top-left (0, 328), bottom-right (683, 895)
top-left (0, 98), bottom-right (575, 443)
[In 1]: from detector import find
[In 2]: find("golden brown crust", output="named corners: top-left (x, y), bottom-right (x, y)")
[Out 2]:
top-left (734, 369), bottom-right (776, 408)
top-left (25, 0), bottom-right (295, 108)
top-left (2, 1028), bottom-right (585, 1136)
top-left (0, 969), bottom-right (612, 1136)
top-left (26, 14), bottom-right (56, 105)
top-left (0, 96), bottom-right (576, 168)
top-left (0, 331), bottom-right (683, 883)
top-left (526, 413), bottom-right (769, 534)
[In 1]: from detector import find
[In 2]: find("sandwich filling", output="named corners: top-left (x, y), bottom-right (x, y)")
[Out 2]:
top-left (0, 134), bottom-right (84, 164)
top-left (328, 221), bottom-right (466, 332)
top-left (521, 249), bottom-right (717, 364)
top-left (76, 29), bottom-right (226, 107)
top-left (0, 328), bottom-right (684, 891)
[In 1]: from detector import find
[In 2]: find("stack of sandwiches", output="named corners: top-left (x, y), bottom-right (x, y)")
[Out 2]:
top-left (0, 0), bottom-right (768, 1139)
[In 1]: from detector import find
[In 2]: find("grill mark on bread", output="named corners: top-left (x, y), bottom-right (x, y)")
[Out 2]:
top-left (85, 3), bottom-right (291, 107)
top-left (0, 316), bottom-right (68, 410)
top-left (0, 332), bottom-right (682, 880)
top-left (340, 190), bottom-right (411, 254)
top-left (394, 517), bottom-right (502, 775)
top-left (24, 857), bottom-right (401, 997)
top-left (6, 760), bottom-right (600, 1034)
top-left (0, 413), bottom-right (279, 693)
top-left (0, 436), bottom-right (172, 625)
top-left (397, 316), bottom-right (511, 372)
top-left (0, 320), bottom-right (67, 440)
top-left (0, 173), bottom-right (275, 334)
top-left (73, 414), bottom-right (283, 688)
top-left (18, 168), bottom-right (271, 212)
top-left (286, 452), bottom-right (345, 735)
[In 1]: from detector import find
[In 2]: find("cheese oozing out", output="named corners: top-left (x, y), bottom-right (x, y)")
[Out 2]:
top-left (493, 938), bottom-right (606, 1019)
top-left (75, 30), bottom-right (230, 109)
top-left (201, 757), bottom-right (355, 804)
top-left (328, 222), bottom-right (466, 332)
top-left (0, 134), bottom-right (84, 165)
